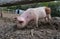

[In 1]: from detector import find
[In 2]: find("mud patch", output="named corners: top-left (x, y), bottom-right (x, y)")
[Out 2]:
top-left (0, 17), bottom-right (60, 39)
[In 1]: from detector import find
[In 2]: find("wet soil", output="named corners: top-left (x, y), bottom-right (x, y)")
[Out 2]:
top-left (0, 17), bottom-right (60, 39)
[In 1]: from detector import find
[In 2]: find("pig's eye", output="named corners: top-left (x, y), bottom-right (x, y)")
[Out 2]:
top-left (29, 12), bottom-right (31, 14)
top-left (27, 16), bottom-right (28, 18)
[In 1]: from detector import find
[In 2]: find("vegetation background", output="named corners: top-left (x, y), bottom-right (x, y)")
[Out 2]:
top-left (3, 1), bottom-right (60, 17)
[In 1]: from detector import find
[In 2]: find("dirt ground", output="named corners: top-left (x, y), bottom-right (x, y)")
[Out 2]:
top-left (2, 13), bottom-right (20, 19)
top-left (0, 17), bottom-right (60, 39)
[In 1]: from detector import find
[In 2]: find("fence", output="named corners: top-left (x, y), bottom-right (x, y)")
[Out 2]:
top-left (0, 9), bottom-right (20, 19)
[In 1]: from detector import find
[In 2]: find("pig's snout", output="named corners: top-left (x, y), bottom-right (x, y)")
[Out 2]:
top-left (16, 17), bottom-right (27, 28)
top-left (16, 20), bottom-right (26, 29)
top-left (17, 17), bottom-right (25, 24)
top-left (19, 21), bottom-right (24, 24)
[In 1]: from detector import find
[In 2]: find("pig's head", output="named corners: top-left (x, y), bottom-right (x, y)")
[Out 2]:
top-left (15, 9), bottom-right (34, 29)
top-left (16, 16), bottom-right (27, 28)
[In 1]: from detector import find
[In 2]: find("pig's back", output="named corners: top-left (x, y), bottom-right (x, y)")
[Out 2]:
top-left (33, 7), bottom-right (47, 18)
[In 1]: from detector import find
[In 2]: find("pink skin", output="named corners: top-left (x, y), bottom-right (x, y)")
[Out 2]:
top-left (16, 7), bottom-right (51, 28)
top-left (16, 9), bottom-right (35, 28)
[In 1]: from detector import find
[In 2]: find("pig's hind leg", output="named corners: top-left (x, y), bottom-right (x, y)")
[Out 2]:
top-left (34, 16), bottom-right (39, 28)
top-left (47, 14), bottom-right (52, 23)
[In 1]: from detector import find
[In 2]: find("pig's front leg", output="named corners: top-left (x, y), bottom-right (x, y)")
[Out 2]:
top-left (35, 16), bottom-right (39, 28)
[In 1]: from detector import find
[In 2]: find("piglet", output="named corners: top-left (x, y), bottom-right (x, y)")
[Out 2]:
top-left (16, 7), bottom-right (51, 28)
top-left (16, 8), bottom-right (36, 28)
